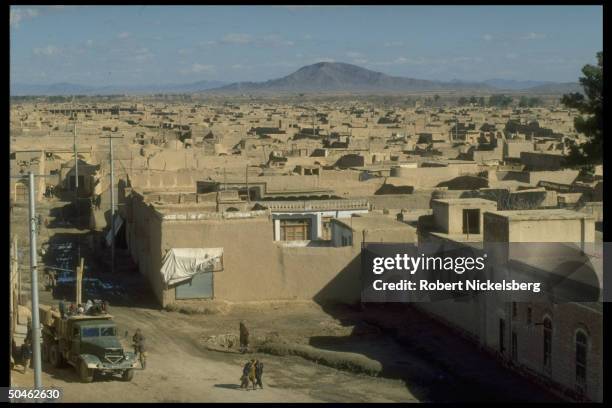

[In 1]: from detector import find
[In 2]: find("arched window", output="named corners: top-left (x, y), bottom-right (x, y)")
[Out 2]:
top-left (543, 317), bottom-right (552, 374)
top-left (575, 330), bottom-right (588, 393)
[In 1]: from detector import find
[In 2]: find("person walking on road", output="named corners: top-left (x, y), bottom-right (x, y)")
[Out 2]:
top-left (254, 359), bottom-right (264, 389)
top-left (21, 341), bottom-right (32, 374)
top-left (132, 329), bottom-right (147, 369)
top-left (248, 359), bottom-right (257, 390)
top-left (239, 321), bottom-right (249, 354)
top-left (240, 360), bottom-right (252, 390)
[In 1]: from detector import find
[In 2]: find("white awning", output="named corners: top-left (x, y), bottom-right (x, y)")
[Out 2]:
top-left (160, 248), bottom-right (223, 286)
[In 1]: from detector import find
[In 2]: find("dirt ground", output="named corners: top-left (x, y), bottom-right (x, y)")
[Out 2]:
top-left (10, 201), bottom-right (562, 403)
top-left (11, 299), bottom-right (414, 402)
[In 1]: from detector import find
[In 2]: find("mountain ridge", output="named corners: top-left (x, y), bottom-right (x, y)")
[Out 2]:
top-left (11, 62), bottom-right (580, 96)
top-left (10, 80), bottom-right (227, 96)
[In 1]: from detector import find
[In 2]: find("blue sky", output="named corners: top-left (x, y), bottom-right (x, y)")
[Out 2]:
top-left (10, 5), bottom-right (603, 86)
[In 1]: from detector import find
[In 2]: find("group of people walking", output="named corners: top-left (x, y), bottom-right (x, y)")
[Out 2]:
top-left (240, 359), bottom-right (264, 390)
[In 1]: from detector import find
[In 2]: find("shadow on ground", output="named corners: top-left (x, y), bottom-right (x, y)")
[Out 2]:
top-left (214, 384), bottom-right (242, 390)
top-left (309, 255), bottom-right (562, 403)
top-left (41, 227), bottom-right (159, 310)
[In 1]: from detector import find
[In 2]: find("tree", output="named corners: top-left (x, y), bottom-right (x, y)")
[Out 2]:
top-left (489, 94), bottom-right (513, 108)
top-left (478, 96), bottom-right (486, 107)
top-left (561, 51), bottom-right (602, 165)
top-left (468, 96), bottom-right (478, 105)
top-left (457, 96), bottom-right (468, 106)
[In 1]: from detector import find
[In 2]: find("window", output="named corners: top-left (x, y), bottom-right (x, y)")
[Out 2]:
top-left (15, 182), bottom-right (27, 202)
top-left (82, 327), bottom-right (100, 337)
top-left (100, 327), bottom-right (117, 337)
top-left (462, 209), bottom-right (480, 234)
top-left (321, 217), bottom-right (332, 240)
top-left (280, 219), bottom-right (311, 241)
top-left (512, 302), bottom-right (517, 319)
top-left (511, 332), bottom-right (518, 361)
top-left (575, 330), bottom-right (588, 393)
top-left (543, 317), bottom-right (552, 374)
top-left (341, 235), bottom-right (352, 247)
top-left (527, 307), bottom-right (532, 324)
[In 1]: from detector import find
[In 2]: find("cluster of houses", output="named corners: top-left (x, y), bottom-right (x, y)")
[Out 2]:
top-left (10, 98), bottom-right (603, 401)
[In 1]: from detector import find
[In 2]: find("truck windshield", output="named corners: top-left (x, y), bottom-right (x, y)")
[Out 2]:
top-left (81, 327), bottom-right (100, 337)
top-left (100, 327), bottom-right (116, 336)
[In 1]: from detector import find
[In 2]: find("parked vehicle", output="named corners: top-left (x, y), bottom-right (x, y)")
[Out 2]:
top-left (40, 305), bottom-right (138, 382)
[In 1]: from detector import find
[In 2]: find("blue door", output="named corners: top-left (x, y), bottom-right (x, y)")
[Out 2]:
top-left (175, 272), bottom-right (214, 299)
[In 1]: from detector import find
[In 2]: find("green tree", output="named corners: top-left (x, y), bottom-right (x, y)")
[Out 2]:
top-left (561, 51), bottom-right (602, 165)
top-left (489, 94), bottom-right (513, 108)
top-left (530, 97), bottom-right (542, 107)
top-left (457, 96), bottom-right (468, 106)
top-left (468, 96), bottom-right (478, 105)
top-left (478, 96), bottom-right (486, 107)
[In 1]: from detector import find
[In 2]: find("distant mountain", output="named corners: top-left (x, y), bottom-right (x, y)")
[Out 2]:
top-left (12, 82), bottom-right (98, 95)
top-left (209, 62), bottom-right (493, 94)
top-left (10, 80), bottom-right (227, 96)
top-left (525, 82), bottom-right (582, 94)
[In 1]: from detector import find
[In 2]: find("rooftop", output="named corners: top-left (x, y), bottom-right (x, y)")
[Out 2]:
top-left (335, 214), bottom-right (409, 232)
top-left (432, 198), bottom-right (497, 206)
top-left (485, 209), bottom-right (595, 221)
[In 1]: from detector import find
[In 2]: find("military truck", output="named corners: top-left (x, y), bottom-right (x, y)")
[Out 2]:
top-left (40, 305), bottom-right (138, 383)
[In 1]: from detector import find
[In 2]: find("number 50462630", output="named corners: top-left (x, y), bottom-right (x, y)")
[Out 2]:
top-left (6, 388), bottom-right (62, 402)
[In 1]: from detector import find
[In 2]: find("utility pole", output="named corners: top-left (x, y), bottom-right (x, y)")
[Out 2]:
top-left (11, 172), bottom-right (53, 389)
top-left (16, 237), bottom-right (21, 305)
top-left (27, 172), bottom-right (42, 389)
top-left (100, 134), bottom-right (123, 274)
top-left (76, 257), bottom-right (84, 305)
top-left (74, 121), bottom-right (78, 194)
top-left (245, 165), bottom-right (250, 203)
top-left (110, 136), bottom-right (115, 272)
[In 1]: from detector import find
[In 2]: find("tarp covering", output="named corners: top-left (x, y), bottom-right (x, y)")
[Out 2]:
top-left (160, 248), bottom-right (223, 286)
top-left (105, 214), bottom-right (124, 246)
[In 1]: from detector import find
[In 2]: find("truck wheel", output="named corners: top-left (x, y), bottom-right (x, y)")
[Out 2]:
top-left (79, 360), bottom-right (94, 383)
top-left (49, 344), bottom-right (63, 368)
top-left (122, 369), bottom-right (134, 382)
